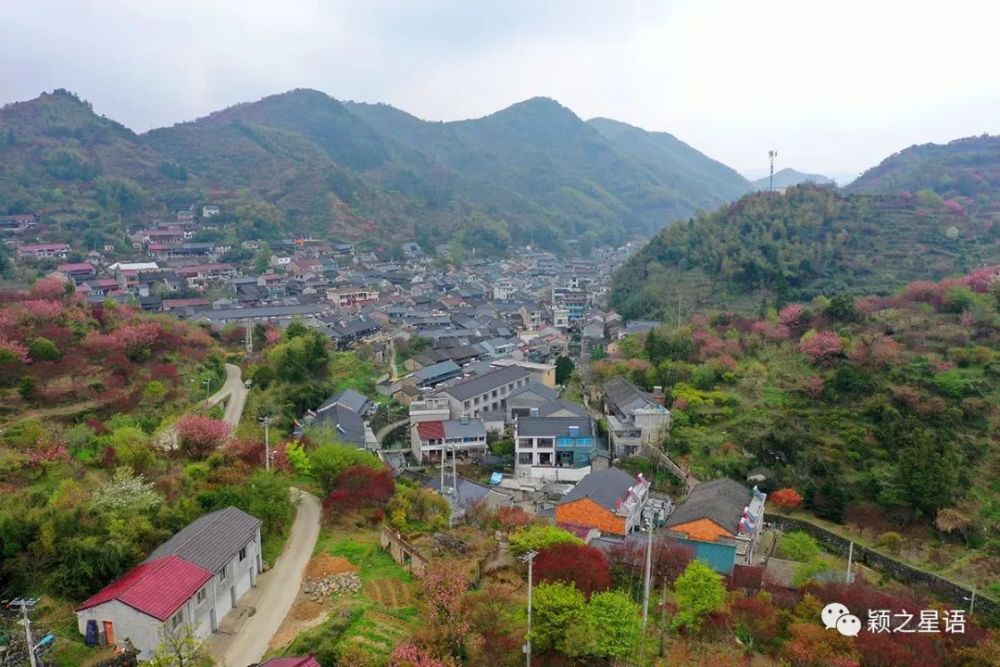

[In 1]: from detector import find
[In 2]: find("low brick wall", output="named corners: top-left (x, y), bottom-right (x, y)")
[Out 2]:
top-left (765, 513), bottom-right (999, 619)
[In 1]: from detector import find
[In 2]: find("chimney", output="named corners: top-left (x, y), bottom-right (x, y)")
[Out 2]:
top-left (529, 407), bottom-right (539, 417)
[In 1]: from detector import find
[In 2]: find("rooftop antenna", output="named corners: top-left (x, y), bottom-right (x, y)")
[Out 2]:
top-left (768, 149), bottom-right (778, 192)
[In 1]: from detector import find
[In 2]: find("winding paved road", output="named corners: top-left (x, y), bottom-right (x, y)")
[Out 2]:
top-left (206, 363), bottom-right (250, 427)
top-left (207, 488), bottom-right (321, 667)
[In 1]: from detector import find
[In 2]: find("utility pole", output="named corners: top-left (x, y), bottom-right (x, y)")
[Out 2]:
top-left (203, 378), bottom-right (211, 411)
top-left (768, 149), bottom-right (778, 192)
top-left (10, 598), bottom-right (39, 667)
top-left (244, 320), bottom-right (253, 356)
top-left (968, 585), bottom-right (977, 615)
top-left (259, 415), bottom-right (273, 471)
top-left (642, 520), bottom-right (654, 627)
top-left (520, 551), bottom-right (538, 667)
top-left (846, 540), bottom-right (854, 584)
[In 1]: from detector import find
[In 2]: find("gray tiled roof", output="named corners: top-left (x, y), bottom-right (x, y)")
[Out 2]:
top-left (557, 468), bottom-right (638, 511)
top-left (537, 399), bottom-right (589, 418)
top-left (412, 359), bottom-right (461, 382)
top-left (508, 381), bottom-right (559, 402)
top-left (603, 376), bottom-right (657, 416)
top-left (664, 478), bottom-right (752, 535)
top-left (516, 417), bottom-right (593, 438)
top-left (146, 507), bottom-right (261, 573)
top-left (317, 388), bottom-right (370, 414)
top-left (441, 419), bottom-right (487, 439)
top-left (441, 365), bottom-right (531, 401)
top-left (314, 404), bottom-right (366, 447)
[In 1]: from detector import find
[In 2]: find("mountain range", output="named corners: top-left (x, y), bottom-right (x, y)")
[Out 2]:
top-left (0, 88), bottom-right (751, 254)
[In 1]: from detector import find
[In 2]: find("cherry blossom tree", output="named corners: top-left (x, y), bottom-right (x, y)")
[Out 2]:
top-left (175, 415), bottom-right (230, 458)
top-left (799, 331), bottom-right (844, 364)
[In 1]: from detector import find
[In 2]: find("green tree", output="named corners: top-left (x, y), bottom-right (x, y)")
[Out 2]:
top-left (781, 531), bottom-right (820, 562)
top-left (148, 624), bottom-right (210, 667)
top-left (509, 524), bottom-right (583, 556)
top-left (573, 590), bottom-right (641, 659)
top-left (254, 243), bottom-right (272, 274)
top-left (672, 560), bottom-right (725, 632)
top-left (28, 337), bottom-right (60, 361)
top-left (531, 582), bottom-right (586, 652)
top-left (555, 355), bottom-right (575, 385)
top-left (308, 440), bottom-right (381, 492)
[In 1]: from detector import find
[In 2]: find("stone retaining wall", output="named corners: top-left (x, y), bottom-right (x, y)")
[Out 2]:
top-left (765, 513), bottom-right (998, 619)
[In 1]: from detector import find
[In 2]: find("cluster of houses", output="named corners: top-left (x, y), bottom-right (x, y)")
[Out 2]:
top-left (11, 204), bottom-right (648, 363)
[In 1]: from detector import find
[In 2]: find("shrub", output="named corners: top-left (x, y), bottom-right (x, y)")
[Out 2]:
top-left (495, 506), bottom-right (533, 533)
top-left (386, 485), bottom-right (450, 534)
top-left (876, 531), bottom-right (904, 554)
top-left (508, 524), bottom-right (582, 556)
top-left (28, 337), bottom-right (60, 361)
top-left (770, 488), bottom-right (804, 509)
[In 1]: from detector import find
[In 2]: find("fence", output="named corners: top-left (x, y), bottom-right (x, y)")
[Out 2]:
top-left (765, 513), bottom-right (999, 619)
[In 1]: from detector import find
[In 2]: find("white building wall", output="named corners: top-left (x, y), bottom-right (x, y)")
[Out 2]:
top-left (76, 529), bottom-right (262, 659)
top-left (76, 599), bottom-right (164, 659)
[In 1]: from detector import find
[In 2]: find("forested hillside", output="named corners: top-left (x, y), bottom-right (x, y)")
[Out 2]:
top-left (610, 184), bottom-right (1000, 320)
top-left (598, 268), bottom-right (1000, 592)
top-left (847, 134), bottom-right (1000, 201)
top-left (0, 88), bottom-right (749, 255)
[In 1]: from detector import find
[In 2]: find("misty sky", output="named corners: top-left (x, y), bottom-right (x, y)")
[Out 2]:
top-left (4, 0), bottom-right (998, 182)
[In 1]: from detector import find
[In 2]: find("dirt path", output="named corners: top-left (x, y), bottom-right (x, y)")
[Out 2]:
top-left (206, 489), bottom-right (321, 667)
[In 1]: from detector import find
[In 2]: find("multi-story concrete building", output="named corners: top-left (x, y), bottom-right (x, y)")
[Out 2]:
top-left (433, 365), bottom-right (533, 419)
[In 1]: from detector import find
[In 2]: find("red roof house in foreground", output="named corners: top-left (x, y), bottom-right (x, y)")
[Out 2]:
top-left (75, 506), bottom-right (263, 659)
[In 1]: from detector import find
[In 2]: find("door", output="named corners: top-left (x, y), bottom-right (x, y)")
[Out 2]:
top-left (230, 586), bottom-right (236, 609)
top-left (102, 621), bottom-right (115, 645)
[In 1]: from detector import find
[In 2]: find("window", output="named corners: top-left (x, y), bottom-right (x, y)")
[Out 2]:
top-left (239, 547), bottom-right (247, 561)
top-left (197, 588), bottom-right (207, 604)
top-left (219, 565), bottom-right (227, 582)
top-left (518, 452), bottom-right (533, 465)
top-left (170, 610), bottom-right (183, 630)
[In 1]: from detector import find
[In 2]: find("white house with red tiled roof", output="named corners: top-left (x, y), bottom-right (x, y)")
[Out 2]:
top-left (75, 506), bottom-right (261, 658)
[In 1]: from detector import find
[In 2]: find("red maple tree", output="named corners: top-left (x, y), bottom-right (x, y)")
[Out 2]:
top-left (534, 542), bottom-right (611, 598)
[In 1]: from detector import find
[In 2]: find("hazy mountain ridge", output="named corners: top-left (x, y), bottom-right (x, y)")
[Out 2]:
top-left (0, 88), bottom-right (751, 253)
top-left (750, 167), bottom-right (834, 190)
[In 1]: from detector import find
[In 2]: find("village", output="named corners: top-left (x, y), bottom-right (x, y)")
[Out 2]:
top-left (1, 205), bottom-right (811, 665)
